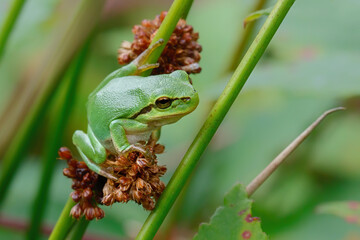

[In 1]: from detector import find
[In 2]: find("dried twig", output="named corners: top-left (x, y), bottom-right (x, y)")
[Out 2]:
top-left (246, 107), bottom-right (345, 196)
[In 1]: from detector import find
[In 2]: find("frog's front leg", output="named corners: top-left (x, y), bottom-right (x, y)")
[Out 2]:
top-left (109, 119), bottom-right (155, 159)
top-left (73, 127), bottom-right (117, 181)
top-left (148, 128), bottom-right (161, 147)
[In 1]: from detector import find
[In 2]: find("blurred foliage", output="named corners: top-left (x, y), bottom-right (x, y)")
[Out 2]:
top-left (317, 201), bottom-right (360, 226)
top-left (0, 0), bottom-right (359, 239)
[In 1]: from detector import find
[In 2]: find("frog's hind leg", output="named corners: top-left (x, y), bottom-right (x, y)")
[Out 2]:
top-left (132, 39), bottom-right (164, 74)
top-left (110, 39), bottom-right (164, 80)
top-left (72, 129), bottom-right (117, 181)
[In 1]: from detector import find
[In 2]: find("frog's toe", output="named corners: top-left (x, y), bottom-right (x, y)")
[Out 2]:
top-left (132, 39), bottom-right (164, 67)
top-left (136, 63), bottom-right (159, 73)
top-left (124, 144), bottom-right (155, 161)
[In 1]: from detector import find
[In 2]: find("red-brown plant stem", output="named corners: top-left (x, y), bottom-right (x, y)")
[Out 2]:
top-left (0, 214), bottom-right (115, 240)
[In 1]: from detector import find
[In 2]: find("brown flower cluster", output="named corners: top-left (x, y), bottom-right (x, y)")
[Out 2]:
top-left (59, 147), bottom-right (105, 220)
top-left (59, 142), bottom-right (167, 220)
top-left (101, 143), bottom-right (167, 210)
top-left (118, 11), bottom-right (202, 75)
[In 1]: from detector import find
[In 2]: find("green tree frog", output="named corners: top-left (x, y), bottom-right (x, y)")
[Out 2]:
top-left (73, 40), bottom-right (199, 181)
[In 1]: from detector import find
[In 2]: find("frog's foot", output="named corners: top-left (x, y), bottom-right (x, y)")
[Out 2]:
top-left (76, 147), bottom-right (118, 181)
top-left (123, 144), bottom-right (155, 162)
top-left (73, 129), bottom-right (118, 181)
top-left (132, 39), bottom-right (164, 71)
top-left (137, 63), bottom-right (160, 73)
top-left (181, 63), bottom-right (201, 73)
top-left (146, 138), bottom-right (157, 148)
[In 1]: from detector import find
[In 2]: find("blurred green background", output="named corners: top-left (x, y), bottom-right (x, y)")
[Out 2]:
top-left (0, 0), bottom-right (360, 239)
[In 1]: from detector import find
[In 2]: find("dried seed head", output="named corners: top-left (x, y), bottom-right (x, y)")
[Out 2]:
top-left (142, 197), bottom-right (155, 210)
top-left (61, 139), bottom-right (167, 217)
top-left (70, 190), bottom-right (82, 203)
top-left (153, 144), bottom-right (165, 154)
top-left (118, 11), bottom-right (202, 75)
top-left (58, 147), bottom-right (72, 160)
top-left (84, 207), bottom-right (95, 221)
top-left (94, 207), bottom-right (105, 220)
top-left (101, 143), bottom-right (167, 210)
top-left (83, 187), bottom-right (93, 199)
top-left (70, 203), bottom-right (82, 219)
top-left (136, 158), bottom-right (150, 168)
top-left (102, 194), bottom-right (115, 206)
top-left (59, 147), bottom-right (105, 220)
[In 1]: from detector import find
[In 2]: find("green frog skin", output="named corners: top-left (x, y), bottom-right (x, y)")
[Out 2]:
top-left (72, 40), bottom-right (199, 180)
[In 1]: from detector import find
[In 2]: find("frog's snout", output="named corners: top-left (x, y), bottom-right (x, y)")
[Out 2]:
top-left (190, 91), bottom-right (199, 109)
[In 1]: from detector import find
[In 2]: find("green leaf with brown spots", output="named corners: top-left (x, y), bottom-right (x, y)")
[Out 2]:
top-left (317, 201), bottom-right (360, 225)
top-left (193, 183), bottom-right (268, 240)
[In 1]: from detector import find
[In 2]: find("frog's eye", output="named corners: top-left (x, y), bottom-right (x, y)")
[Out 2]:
top-left (155, 97), bottom-right (172, 109)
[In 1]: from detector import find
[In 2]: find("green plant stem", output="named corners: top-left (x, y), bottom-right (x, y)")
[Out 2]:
top-left (68, 217), bottom-right (90, 240)
top-left (136, 0), bottom-right (296, 238)
top-left (0, 0), bottom-right (26, 60)
top-left (141, 0), bottom-right (194, 76)
top-left (48, 197), bottom-right (76, 240)
top-left (26, 39), bottom-right (91, 240)
top-left (226, 0), bottom-right (268, 73)
top-left (0, 0), bottom-right (105, 208)
top-left (181, 0), bottom-right (194, 19)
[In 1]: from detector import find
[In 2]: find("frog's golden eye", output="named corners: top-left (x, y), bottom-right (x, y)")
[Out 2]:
top-left (156, 97), bottom-right (172, 109)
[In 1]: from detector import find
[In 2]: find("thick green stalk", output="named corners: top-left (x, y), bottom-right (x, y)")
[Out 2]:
top-left (68, 217), bottom-right (90, 240)
top-left (26, 39), bottom-right (90, 240)
top-left (48, 197), bottom-right (76, 240)
top-left (0, 0), bottom-right (26, 60)
top-left (141, 0), bottom-right (194, 76)
top-left (136, 0), bottom-right (296, 238)
top-left (147, 0), bottom-right (193, 62)
top-left (181, 0), bottom-right (194, 19)
top-left (0, 0), bottom-right (104, 208)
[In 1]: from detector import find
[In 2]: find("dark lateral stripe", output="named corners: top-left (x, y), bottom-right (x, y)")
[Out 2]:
top-left (129, 97), bottom-right (190, 119)
top-left (130, 104), bottom-right (154, 119)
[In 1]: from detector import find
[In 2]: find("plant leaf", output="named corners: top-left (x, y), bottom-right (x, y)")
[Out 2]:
top-left (243, 7), bottom-right (273, 28)
top-left (317, 201), bottom-right (360, 225)
top-left (193, 183), bottom-right (268, 240)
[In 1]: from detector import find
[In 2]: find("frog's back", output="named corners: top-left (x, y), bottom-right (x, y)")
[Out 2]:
top-left (87, 76), bottom-right (151, 141)
top-left (86, 72), bottom-right (191, 142)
